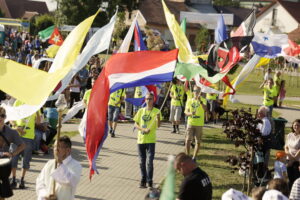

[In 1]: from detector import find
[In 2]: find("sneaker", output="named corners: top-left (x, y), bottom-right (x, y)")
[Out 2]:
top-left (111, 131), bottom-right (115, 138)
top-left (19, 180), bottom-right (25, 189)
top-left (171, 130), bottom-right (176, 133)
top-left (148, 181), bottom-right (153, 189)
top-left (139, 181), bottom-right (147, 188)
top-left (10, 180), bottom-right (17, 189)
top-left (176, 129), bottom-right (180, 134)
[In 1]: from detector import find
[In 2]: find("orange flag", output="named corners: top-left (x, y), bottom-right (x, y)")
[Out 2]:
top-left (48, 28), bottom-right (64, 46)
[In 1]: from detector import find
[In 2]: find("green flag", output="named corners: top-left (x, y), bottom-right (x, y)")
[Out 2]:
top-left (38, 25), bottom-right (55, 41)
top-left (180, 18), bottom-right (186, 34)
top-left (159, 156), bottom-right (175, 200)
top-left (175, 62), bottom-right (227, 83)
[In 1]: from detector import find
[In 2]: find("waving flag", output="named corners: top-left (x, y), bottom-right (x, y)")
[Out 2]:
top-left (86, 49), bottom-right (178, 178)
top-left (283, 39), bottom-right (300, 56)
top-left (0, 11), bottom-right (100, 105)
top-left (134, 21), bottom-right (147, 51)
top-left (231, 10), bottom-right (255, 37)
top-left (162, 0), bottom-right (197, 63)
top-left (126, 85), bottom-right (158, 106)
top-left (252, 33), bottom-right (288, 58)
top-left (48, 28), bottom-right (64, 46)
top-left (215, 14), bottom-right (228, 44)
top-left (38, 25), bottom-right (55, 41)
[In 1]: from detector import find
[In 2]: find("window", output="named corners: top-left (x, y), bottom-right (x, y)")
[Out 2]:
top-left (271, 8), bottom-right (277, 26)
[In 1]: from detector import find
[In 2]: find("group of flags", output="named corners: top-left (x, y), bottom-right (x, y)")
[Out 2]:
top-left (1, 1), bottom-right (300, 198)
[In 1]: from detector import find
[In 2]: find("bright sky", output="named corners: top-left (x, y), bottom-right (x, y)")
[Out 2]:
top-left (31, 0), bottom-right (57, 12)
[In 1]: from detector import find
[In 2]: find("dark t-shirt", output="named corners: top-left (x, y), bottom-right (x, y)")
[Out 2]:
top-left (0, 125), bottom-right (23, 153)
top-left (178, 168), bottom-right (212, 200)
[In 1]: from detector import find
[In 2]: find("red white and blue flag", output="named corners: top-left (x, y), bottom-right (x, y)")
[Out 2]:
top-left (86, 49), bottom-right (178, 178)
top-left (134, 21), bottom-right (147, 51)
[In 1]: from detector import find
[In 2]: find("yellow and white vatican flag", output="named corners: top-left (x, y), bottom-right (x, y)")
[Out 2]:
top-left (0, 10), bottom-right (100, 105)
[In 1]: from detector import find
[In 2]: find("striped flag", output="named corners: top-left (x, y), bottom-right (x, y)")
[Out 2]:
top-left (86, 49), bottom-right (178, 178)
top-left (230, 10), bottom-right (256, 37)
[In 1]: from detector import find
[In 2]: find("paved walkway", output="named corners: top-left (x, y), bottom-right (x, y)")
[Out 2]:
top-left (235, 94), bottom-right (300, 126)
top-left (11, 122), bottom-right (187, 200)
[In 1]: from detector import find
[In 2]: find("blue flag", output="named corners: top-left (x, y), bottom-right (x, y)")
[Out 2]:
top-left (215, 14), bottom-right (227, 44)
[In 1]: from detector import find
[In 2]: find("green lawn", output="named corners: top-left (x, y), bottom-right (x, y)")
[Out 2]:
top-left (228, 68), bottom-right (300, 97)
top-left (174, 126), bottom-right (286, 199)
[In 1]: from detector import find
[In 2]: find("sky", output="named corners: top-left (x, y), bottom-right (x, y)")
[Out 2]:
top-left (31, 0), bottom-right (57, 12)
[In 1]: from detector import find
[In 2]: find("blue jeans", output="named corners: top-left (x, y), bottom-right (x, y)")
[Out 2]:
top-left (12, 138), bottom-right (34, 169)
top-left (108, 105), bottom-right (120, 122)
top-left (34, 129), bottom-right (43, 151)
top-left (138, 143), bottom-right (155, 183)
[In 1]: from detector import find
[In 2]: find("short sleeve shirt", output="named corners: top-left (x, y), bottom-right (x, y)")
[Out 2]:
top-left (83, 89), bottom-right (92, 106)
top-left (108, 89), bottom-right (125, 107)
top-left (274, 161), bottom-right (287, 179)
top-left (286, 132), bottom-right (300, 156)
top-left (134, 87), bottom-right (143, 98)
top-left (178, 168), bottom-right (212, 200)
top-left (133, 107), bottom-right (162, 144)
top-left (263, 86), bottom-right (276, 106)
top-left (13, 100), bottom-right (37, 140)
top-left (185, 98), bottom-right (205, 126)
top-left (171, 84), bottom-right (184, 106)
top-left (290, 178), bottom-right (300, 200)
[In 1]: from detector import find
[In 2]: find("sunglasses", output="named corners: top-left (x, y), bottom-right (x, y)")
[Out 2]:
top-left (0, 114), bottom-right (6, 118)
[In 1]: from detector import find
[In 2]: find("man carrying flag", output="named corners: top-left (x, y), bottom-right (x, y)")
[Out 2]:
top-left (133, 92), bottom-right (161, 189)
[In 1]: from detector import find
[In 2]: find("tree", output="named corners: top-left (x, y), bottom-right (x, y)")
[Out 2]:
top-left (195, 26), bottom-right (210, 53)
top-left (30, 14), bottom-right (55, 35)
top-left (55, 0), bottom-right (139, 27)
top-left (213, 0), bottom-right (240, 7)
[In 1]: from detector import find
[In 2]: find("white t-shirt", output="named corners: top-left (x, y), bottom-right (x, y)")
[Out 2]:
top-left (264, 72), bottom-right (272, 81)
top-left (274, 160), bottom-right (287, 179)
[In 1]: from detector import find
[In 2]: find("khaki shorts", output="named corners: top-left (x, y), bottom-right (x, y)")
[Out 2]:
top-left (185, 125), bottom-right (203, 143)
top-left (169, 105), bottom-right (182, 122)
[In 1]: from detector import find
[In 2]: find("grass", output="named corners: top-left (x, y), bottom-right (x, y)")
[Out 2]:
top-left (227, 68), bottom-right (300, 97)
top-left (282, 100), bottom-right (300, 108)
top-left (174, 126), bottom-right (290, 199)
top-left (225, 101), bottom-right (281, 118)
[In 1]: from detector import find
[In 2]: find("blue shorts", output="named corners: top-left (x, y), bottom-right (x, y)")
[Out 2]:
top-left (108, 105), bottom-right (120, 122)
top-left (11, 138), bottom-right (33, 169)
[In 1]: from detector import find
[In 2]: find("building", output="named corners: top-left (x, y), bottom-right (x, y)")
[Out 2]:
top-left (254, 0), bottom-right (300, 35)
top-left (0, 0), bottom-right (49, 20)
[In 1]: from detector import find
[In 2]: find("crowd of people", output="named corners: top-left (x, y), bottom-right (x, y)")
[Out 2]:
top-left (0, 28), bottom-right (299, 200)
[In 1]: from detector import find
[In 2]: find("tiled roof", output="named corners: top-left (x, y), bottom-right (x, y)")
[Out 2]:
top-left (0, 0), bottom-right (48, 19)
top-left (214, 6), bottom-right (253, 26)
top-left (257, 0), bottom-right (300, 23)
top-left (138, 0), bottom-right (189, 26)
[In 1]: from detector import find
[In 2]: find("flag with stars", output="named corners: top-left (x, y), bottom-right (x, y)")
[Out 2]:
top-left (48, 28), bottom-right (64, 46)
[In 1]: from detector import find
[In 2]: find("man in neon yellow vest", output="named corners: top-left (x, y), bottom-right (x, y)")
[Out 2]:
top-left (185, 86), bottom-right (208, 161)
top-left (262, 79), bottom-right (276, 116)
top-left (134, 93), bottom-right (162, 188)
top-left (108, 89), bottom-right (125, 137)
top-left (170, 78), bottom-right (185, 133)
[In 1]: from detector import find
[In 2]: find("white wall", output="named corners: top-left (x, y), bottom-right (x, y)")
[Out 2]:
top-left (254, 3), bottom-right (298, 33)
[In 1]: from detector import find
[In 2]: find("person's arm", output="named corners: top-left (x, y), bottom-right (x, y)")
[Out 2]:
top-left (51, 160), bottom-right (82, 188)
top-left (201, 101), bottom-right (208, 112)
